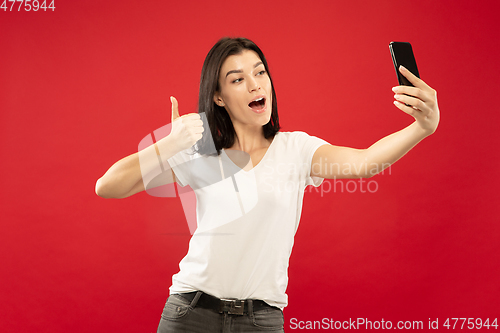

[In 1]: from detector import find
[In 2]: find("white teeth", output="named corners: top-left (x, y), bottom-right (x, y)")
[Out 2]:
top-left (253, 97), bottom-right (264, 102)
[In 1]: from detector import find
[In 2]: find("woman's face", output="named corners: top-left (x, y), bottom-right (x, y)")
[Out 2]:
top-left (214, 49), bottom-right (272, 130)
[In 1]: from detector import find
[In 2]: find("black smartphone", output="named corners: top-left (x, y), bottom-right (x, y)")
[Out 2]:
top-left (389, 41), bottom-right (419, 86)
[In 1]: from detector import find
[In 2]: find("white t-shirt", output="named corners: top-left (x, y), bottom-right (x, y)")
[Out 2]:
top-left (167, 131), bottom-right (329, 309)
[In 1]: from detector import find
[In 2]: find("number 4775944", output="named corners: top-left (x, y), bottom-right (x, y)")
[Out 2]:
top-left (1, 0), bottom-right (56, 11)
top-left (443, 318), bottom-right (498, 330)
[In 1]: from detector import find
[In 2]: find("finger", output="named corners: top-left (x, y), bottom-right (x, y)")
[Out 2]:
top-left (193, 124), bottom-right (205, 134)
top-left (184, 118), bottom-right (204, 128)
top-left (180, 113), bottom-right (202, 123)
top-left (392, 86), bottom-right (430, 103)
top-left (399, 66), bottom-right (430, 90)
top-left (393, 100), bottom-right (424, 118)
top-left (394, 93), bottom-right (430, 113)
top-left (171, 96), bottom-right (180, 122)
top-left (193, 119), bottom-right (204, 127)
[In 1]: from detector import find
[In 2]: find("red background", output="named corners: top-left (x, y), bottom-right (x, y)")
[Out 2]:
top-left (1, 0), bottom-right (499, 331)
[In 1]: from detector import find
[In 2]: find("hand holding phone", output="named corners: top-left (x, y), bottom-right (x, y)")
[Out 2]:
top-left (389, 42), bottom-right (440, 135)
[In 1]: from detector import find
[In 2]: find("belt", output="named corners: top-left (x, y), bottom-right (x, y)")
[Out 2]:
top-left (178, 291), bottom-right (276, 315)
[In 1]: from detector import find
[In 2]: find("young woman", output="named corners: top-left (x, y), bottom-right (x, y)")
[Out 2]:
top-left (96, 37), bottom-right (439, 332)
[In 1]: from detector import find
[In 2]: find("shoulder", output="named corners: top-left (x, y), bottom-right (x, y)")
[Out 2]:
top-left (276, 131), bottom-right (310, 137)
top-left (275, 131), bottom-right (327, 146)
top-left (270, 131), bottom-right (329, 164)
top-left (275, 131), bottom-right (312, 142)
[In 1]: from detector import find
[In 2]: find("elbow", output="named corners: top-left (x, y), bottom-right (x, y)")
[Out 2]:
top-left (95, 178), bottom-right (111, 199)
top-left (95, 178), bottom-right (105, 197)
top-left (95, 177), bottom-right (133, 199)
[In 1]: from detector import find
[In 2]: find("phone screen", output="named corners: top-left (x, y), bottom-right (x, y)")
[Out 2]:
top-left (389, 42), bottom-right (419, 86)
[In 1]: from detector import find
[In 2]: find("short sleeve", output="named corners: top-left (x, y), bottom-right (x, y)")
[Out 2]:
top-left (166, 147), bottom-right (196, 187)
top-left (293, 131), bottom-right (330, 188)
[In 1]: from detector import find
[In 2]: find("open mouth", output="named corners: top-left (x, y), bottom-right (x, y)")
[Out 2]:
top-left (248, 97), bottom-right (266, 112)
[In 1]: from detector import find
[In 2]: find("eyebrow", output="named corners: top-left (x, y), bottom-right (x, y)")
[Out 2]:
top-left (225, 61), bottom-right (264, 78)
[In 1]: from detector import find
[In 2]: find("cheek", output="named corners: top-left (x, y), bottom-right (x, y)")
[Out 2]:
top-left (263, 78), bottom-right (272, 93)
top-left (224, 88), bottom-right (247, 108)
top-left (225, 95), bottom-right (243, 111)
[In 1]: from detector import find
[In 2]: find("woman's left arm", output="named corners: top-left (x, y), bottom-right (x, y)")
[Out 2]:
top-left (311, 66), bottom-right (440, 179)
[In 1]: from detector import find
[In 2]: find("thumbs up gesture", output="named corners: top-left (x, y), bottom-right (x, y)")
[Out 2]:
top-left (169, 96), bottom-right (205, 151)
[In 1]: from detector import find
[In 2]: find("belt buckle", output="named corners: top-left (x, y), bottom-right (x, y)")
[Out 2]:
top-left (219, 298), bottom-right (244, 315)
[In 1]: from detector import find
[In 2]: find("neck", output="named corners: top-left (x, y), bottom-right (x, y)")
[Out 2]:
top-left (230, 123), bottom-right (270, 153)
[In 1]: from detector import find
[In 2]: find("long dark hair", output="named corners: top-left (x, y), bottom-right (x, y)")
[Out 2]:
top-left (195, 37), bottom-right (280, 156)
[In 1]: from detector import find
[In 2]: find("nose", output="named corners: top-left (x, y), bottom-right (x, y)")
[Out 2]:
top-left (247, 75), bottom-right (259, 92)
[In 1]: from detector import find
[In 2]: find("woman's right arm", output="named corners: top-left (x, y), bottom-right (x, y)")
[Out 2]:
top-left (95, 135), bottom-right (177, 199)
top-left (95, 97), bottom-right (204, 199)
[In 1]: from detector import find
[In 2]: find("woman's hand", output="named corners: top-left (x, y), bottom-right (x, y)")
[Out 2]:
top-left (392, 66), bottom-right (440, 135)
top-left (166, 96), bottom-right (204, 151)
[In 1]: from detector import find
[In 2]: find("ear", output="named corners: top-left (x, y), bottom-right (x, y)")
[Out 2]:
top-left (213, 92), bottom-right (225, 107)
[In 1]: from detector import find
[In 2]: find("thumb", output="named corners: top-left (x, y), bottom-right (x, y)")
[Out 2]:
top-left (170, 96), bottom-right (180, 121)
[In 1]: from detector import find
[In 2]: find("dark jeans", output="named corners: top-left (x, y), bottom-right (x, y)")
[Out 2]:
top-left (157, 292), bottom-right (285, 333)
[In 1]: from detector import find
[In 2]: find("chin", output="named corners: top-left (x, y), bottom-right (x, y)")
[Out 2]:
top-left (259, 112), bottom-right (272, 127)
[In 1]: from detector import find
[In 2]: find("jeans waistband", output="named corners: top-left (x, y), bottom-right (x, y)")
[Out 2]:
top-left (177, 291), bottom-right (276, 315)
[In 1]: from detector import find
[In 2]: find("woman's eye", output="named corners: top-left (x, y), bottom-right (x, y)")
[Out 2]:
top-left (257, 70), bottom-right (266, 76)
top-left (232, 78), bottom-right (243, 83)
